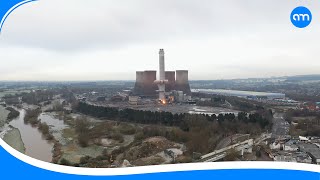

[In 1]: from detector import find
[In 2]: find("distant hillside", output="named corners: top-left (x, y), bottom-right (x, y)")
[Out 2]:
top-left (284, 75), bottom-right (320, 82)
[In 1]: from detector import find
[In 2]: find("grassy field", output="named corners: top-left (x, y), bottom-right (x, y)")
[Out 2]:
top-left (0, 105), bottom-right (9, 128)
top-left (3, 127), bottom-right (26, 153)
top-left (0, 89), bottom-right (31, 98)
top-left (60, 144), bottom-right (105, 163)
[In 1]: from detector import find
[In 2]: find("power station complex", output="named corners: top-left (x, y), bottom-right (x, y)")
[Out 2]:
top-left (133, 49), bottom-right (191, 103)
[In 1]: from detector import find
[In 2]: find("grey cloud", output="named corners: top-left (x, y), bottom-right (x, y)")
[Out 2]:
top-left (0, 0), bottom-right (319, 81)
top-left (0, 0), bottom-right (307, 51)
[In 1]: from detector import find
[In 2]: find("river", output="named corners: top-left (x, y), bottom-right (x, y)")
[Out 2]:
top-left (9, 109), bottom-right (54, 162)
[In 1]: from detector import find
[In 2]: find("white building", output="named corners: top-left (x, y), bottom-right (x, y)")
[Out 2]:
top-left (270, 142), bottom-right (282, 150)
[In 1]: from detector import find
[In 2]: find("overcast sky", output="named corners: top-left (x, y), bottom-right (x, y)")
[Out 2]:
top-left (0, 0), bottom-right (319, 81)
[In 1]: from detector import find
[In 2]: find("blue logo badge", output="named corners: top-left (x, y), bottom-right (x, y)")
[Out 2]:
top-left (291, 6), bottom-right (312, 28)
top-left (0, 0), bottom-right (37, 33)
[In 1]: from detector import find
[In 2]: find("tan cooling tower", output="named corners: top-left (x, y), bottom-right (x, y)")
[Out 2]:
top-left (136, 71), bottom-right (144, 84)
top-left (133, 71), bottom-right (144, 95)
top-left (143, 70), bottom-right (158, 95)
top-left (165, 71), bottom-right (175, 92)
top-left (175, 70), bottom-right (191, 94)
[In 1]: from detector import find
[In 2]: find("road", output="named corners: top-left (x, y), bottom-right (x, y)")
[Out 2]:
top-left (271, 113), bottom-right (290, 139)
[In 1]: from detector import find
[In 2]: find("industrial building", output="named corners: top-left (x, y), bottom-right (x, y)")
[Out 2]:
top-left (129, 96), bottom-right (140, 105)
top-left (133, 49), bottom-right (191, 102)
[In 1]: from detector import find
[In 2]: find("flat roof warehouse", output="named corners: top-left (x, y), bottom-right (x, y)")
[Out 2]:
top-left (192, 89), bottom-right (285, 100)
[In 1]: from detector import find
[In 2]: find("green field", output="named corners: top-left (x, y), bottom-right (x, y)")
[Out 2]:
top-left (0, 105), bottom-right (9, 127)
top-left (0, 89), bottom-right (31, 98)
top-left (3, 128), bottom-right (26, 153)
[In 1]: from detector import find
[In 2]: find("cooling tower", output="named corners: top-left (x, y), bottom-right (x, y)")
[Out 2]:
top-left (142, 70), bottom-right (158, 95)
top-left (133, 71), bottom-right (144, 95)
top-left (175, 70), bottom-right (191, 94)
top-left (136, 71), bottom-right (144, 84)
top-left (133, 49), bottom-right (191, 97)
top-left (165, 71), bottom-right (175, 92)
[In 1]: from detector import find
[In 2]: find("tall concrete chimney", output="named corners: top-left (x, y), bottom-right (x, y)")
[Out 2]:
top-left (159, 49), bottom-right (165, 81)
top-left (154, 49), bottom-right (168, 101)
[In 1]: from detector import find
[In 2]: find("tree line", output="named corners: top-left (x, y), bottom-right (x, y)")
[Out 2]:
top-left (76, 102), bottom-right (272, 130)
